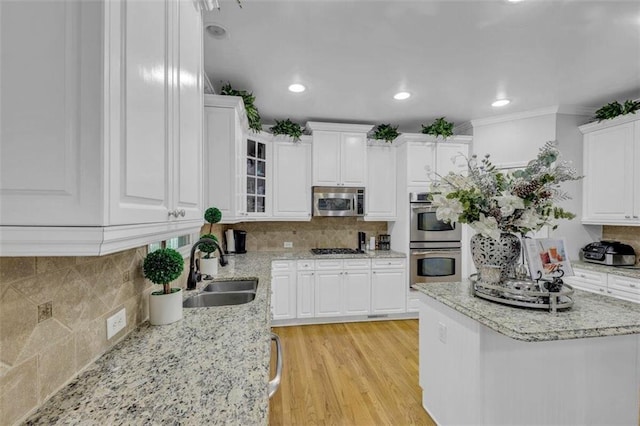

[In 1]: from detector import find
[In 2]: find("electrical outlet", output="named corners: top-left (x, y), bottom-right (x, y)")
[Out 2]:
top-left (284, 242), bottom-right (293, 248)
top-left (438, 322), bottom-right (447, 344)
top-left (38, 301), bottom-right (53, 323)
top-left (122, 270), bottom-right (131, 283)
top-left (106, 308), bottom-right (126, 340)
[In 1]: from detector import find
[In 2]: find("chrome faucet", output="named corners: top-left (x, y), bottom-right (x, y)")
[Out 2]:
top-left (186, 237), bottom-right (228, 290)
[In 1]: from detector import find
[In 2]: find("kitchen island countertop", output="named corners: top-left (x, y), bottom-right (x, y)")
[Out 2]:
top-left (413, 280), bottom-right (640, 342)
top-left (24, 249), bottom-right (406, 425)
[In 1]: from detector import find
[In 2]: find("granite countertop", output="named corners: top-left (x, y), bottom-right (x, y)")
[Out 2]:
top-left (25, 252), bottom-right (278, 426)
top-left (571, 260), bottom-right (640, 279)
top-left (413, 281), bottom-right (640, 342)
top-left (24, 249), bottom-right (407, 425)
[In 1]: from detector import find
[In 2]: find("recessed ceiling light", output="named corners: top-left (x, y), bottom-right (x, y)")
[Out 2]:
top-left (492, 99), bottom-right (511, 107)
top-left (205, 23), bottom-right (228, 39)
top-left (288, 83), bottom-right (306, 93)
top-left (394, 92), bottom-right (411, 100)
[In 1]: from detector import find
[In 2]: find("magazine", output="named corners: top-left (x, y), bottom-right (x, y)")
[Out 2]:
top-left (523, 237), bottom-right (574, 281)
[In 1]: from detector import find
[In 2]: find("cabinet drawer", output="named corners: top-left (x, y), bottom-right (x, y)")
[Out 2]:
top-left (271, 260), bottom-right (295, 271)
top-left (607, 275), bottom-right (640, 297)
top-left (316, 259), bottom-right (343, 270)
top-left (343, 258), bottom-right (370, 270)
top-left (372, 258), bottom-right (406, 269)
top-left (296, 260), bottom-right (315, 270)
top-left (570, 268), bottom-right (607, 286)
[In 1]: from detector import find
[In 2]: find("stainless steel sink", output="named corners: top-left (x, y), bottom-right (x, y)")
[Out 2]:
top-left (203, 279), bottom-right (258, 293)
top-left (183, 292), bottom-right (256, 308)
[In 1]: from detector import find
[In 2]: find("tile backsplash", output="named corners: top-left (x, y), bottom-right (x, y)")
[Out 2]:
top-left (0, 246), bottom-right (184, 426)
top-left (602, 226), bottom-right (640, 265)
top-left (202, 217), bottom-right (388, 252)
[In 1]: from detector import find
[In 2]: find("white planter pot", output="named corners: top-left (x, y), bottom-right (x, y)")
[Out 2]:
top-left (149, 288), bottom-right (183, 326)
top-left (200, 257), bottom-right (218, 277)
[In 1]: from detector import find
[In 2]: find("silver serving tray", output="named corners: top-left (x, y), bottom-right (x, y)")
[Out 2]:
top-left (470, 274), bottom-right (574, 313)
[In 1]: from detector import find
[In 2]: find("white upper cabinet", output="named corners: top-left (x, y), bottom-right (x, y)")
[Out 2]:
top-left (366, 141), bottom-right (397, 220)
top-left (273, 137), bottom-right (312, 220)
top-left (245, 133), bottom-right (272, 219)
top-left (307, 122), bottom-right (374, 187)
top-left (580, 116), bottom-right (640, 225)
top-left (0, 0), bottom-right (204, 256)
top-left (204, 95), bottom-right (248, 223)
top-left (395, 134), bottom-right (471, 188)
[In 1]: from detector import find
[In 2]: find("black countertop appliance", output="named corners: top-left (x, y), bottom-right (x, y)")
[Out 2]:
top-left (234, 230), bottom-right (247, 254)
top-left (358, 231), bottom-right (367, 253)
top-left (580, 240), bottom-right (636, 266)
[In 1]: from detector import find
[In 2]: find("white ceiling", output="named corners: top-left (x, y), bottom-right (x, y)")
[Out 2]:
top-left (203, 0), bottom-right (640, 132)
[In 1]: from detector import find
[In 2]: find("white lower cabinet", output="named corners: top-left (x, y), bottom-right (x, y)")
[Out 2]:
top-left (315, 259), bottom-right (372, 317)
top-left (270, 257), bottom-right (407, 323)
top-left (315, 270), bottom-right (343, 317)
top-left (270, 261), bottom-right (297, 320)
top-left (343, 269), bottom-right (371, 315)
top-left (371, 258), bottom-right (407, 314)
top-left (564, 267), bottom-right (639, 303)
top-left (296, 260), bottom-right (316, 318)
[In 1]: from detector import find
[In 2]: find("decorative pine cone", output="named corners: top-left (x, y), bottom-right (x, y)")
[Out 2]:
top-left (512, 180), bottom-right (542, 198)
top-left (538, 189), bottom-right (553, 199)
top-left (487, 206), bottom-right (503, 221)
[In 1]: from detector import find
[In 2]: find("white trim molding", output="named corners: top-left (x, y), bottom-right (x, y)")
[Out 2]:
top-left (471, 105), bottom-right (596, 128)
top-left (0, 220), bottom-right (203, 256)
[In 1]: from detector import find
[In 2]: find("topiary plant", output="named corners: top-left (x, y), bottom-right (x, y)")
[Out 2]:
top-left (204, 206), bottom-right (222, 233)
top-left (594, 99), bottom-right (640, 122)
top-left (371, 123), bottom-right (400, 143)
top-left (421, 117), bottom-right (454, 139)
top-left (220, 83), bottom-right (262, 132)
top-left (270, 119), bottom-right (303, 141)
top-left (199, 233), bottom-right (219, 259)
top-left (143, 248), bottom-right (184, 295)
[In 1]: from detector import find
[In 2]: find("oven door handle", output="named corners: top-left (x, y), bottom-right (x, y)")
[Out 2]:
top-left (411, 250), bottom-right (460, 256)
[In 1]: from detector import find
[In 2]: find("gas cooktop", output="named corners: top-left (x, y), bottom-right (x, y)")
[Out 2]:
top-left (310, 248), bottom-right (363, 255)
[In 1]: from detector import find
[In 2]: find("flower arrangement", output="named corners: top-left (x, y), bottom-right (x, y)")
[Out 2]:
top-left (432, 141), bottom-right (581, 240)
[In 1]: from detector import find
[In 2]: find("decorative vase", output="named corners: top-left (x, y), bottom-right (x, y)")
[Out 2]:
top-left (149, 288), bottom-right (183, 326)
top-left (200, 256), bottom-right (218, 277)
top-left (470, 233), bottom-right (521, 282)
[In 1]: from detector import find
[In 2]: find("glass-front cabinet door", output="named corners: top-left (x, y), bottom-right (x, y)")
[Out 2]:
top-left (245, 135), bottom-right (271, 217)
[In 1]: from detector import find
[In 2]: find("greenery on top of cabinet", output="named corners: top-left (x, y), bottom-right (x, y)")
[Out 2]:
top-left (270, 119), bottom-right (303, 141)
top-left (220, 83), bottom-right (262, 132)
top-left (421, 117), bottom-right (454, 139)
top-left (371, 123), bottom-right (400, 143)
top-left (594, 100), bottom-right (640, 122)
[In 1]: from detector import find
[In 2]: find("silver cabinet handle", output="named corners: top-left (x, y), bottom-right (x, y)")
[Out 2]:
top-left (268, 333), bottom-right (283, 399)
top-left (630, 284), bottom-right (637, 288)
top-left (168, 210), bottom-right (177, 217)
top-left (599, 288), bottom-right (605, 292)
top-left (625, 215), bottom-right (631, 219)
top-left (634, 215), bottom-right (639, 219)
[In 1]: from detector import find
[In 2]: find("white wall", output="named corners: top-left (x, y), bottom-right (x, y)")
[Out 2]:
top-left (471, 113), bottom-right (556, 164)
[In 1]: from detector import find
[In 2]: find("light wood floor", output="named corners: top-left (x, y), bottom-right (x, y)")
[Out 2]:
top-left (269, 320), bottom-right (436, 426)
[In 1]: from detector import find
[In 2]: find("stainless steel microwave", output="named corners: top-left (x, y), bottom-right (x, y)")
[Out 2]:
top-left (312, 186), bottom-right (365, 217)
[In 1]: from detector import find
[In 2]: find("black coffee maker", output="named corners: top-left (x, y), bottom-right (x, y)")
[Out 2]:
top-left (234, 230), bottom-right (247, 254)
top-left (357, 231), bottom-right (367, 253)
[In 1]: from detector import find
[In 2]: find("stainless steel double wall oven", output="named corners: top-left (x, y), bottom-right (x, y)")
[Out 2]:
top-left (410, 192), bottom-right (462, 284)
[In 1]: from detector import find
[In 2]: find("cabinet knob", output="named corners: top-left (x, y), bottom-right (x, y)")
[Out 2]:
top-left (179, 209), bottom-right (186, 217)
top-left (625, 215), bottom-right (631, 219)
top-left (634, 215), bottom-right (639, 219)
top-left (599, 288), bottom-right (605, 292)
top-left (168, 210), bottom-right (177, 217)
top-left (607, 290), bottom-right (612, 294)
top-left (630, 284), bottom-right (637, 288)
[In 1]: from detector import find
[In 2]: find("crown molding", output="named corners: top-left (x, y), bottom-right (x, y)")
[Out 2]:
top-left (471, 105), bottom-right (596, 128)
top-left (305, 121), bottom-right (374, 133)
